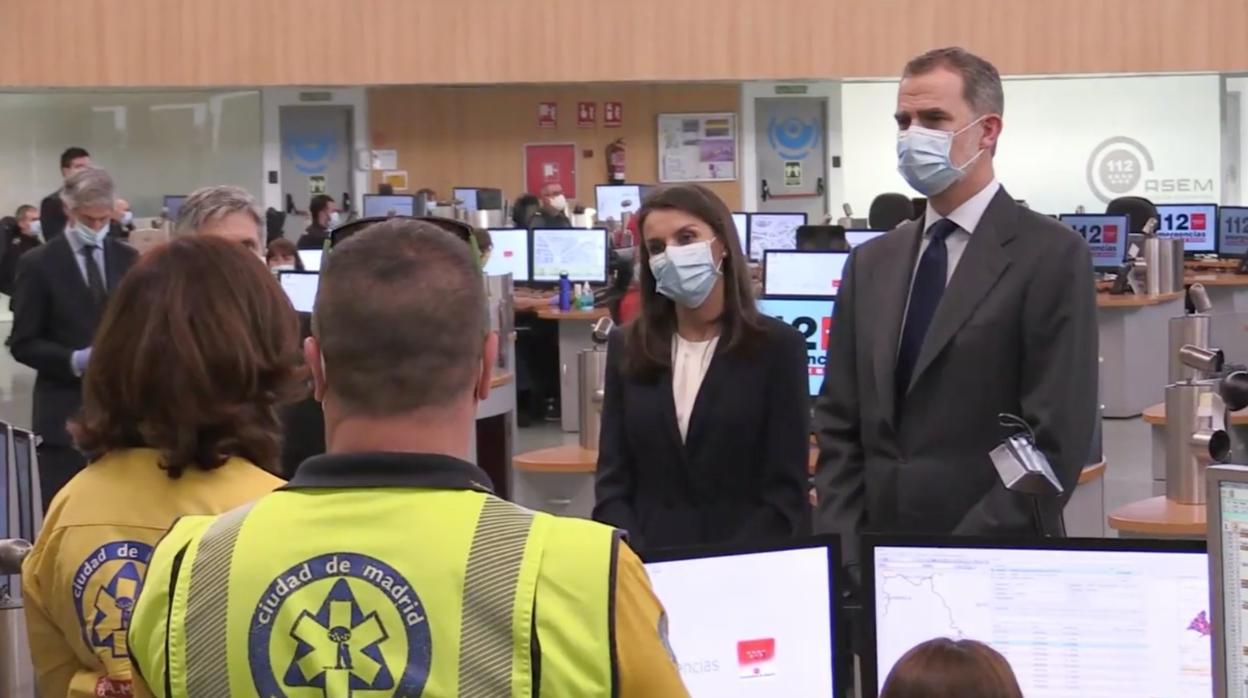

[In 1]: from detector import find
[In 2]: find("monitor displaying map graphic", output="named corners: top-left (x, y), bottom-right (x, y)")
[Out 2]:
top-left (1207, 466), bottom-right (1248, 698)
top-left (865, 537), bottom-right (1211, 698)
top-left (746, 213), bottom-right (807, 261)
top-left (531, 228), bottom-right (608, 284)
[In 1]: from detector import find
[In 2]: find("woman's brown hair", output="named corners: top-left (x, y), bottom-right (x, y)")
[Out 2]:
top-left (71, 235), bottom-right (305, 477)
top-left (266, 237), bottom-right (301, 269)
top-left (624, 183), bottom-right (764, 379)
top-left (880, 638), bottom-right (1024, 698)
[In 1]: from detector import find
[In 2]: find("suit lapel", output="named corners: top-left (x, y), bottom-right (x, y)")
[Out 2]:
top-left (906, 189), bottom-right (1017, 395)
top-left (51, 238), bottom-right (93, 307)
top-left (874, 220), bottom-right (924, 428)
top-left (103, 238), bottom-right (128, 292)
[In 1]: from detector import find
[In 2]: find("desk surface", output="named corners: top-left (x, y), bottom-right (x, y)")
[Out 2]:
top-left (1107, 495), bottom-right (1206, 536)
top-left (1185, 273), bottom-right (1248, 287)
top-left (490, 370), bottom-right (514, 389)
top-left (1096, 291), bottom-right (1184, 308)
top-left (513, 445), bottom-right (597, 473)
top-left (535, 307), bottom-right (610, 321)
top-left (1143, 402), bottom-right (1248, 426)
top-left (1187, 259), bottom-right (1241, 272)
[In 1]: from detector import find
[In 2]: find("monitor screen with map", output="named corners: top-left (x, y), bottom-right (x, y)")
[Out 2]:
top-left (746, 213), bottom-right (808, 261)
top-left (865, 536), bottom-right (1210, 698)
top-left (530, 228), bottom-right (608, 284)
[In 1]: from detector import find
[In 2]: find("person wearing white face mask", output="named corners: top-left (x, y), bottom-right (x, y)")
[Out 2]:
top-left (593, 183), bottom-right (811, 552)
top-left (533, 182), bottom-right (573, 229)
top-left (0, 204), bottom-right (45, 301)
top-left (813, 48), bottom-right (1098, 575)
top-left (10, 166), bottom-right (139, 507)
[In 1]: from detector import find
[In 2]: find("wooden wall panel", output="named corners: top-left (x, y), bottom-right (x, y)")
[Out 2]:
top-left (2, 0), bottom-right (1246, 88)
top-left (368, 84), bottom-right (743, 209)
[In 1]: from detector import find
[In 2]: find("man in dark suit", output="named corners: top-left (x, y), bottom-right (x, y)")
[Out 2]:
top-left (12, 167), bottom-right (139, 506)
top-left (813, 47), bottom-right (1098, 567)
top-left (38, 146), bottom-right (92, 242)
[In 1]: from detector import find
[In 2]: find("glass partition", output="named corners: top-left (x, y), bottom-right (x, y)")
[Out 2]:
top-left (0, 90), bottom-right (262, 218)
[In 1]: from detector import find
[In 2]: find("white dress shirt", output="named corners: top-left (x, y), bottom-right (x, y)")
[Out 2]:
top-left (915, 179), bottom-right (1001, 284)
top-left (63, 227), bottom-right (109, 288)
top-left (671, 334), bottom-right (719, 443)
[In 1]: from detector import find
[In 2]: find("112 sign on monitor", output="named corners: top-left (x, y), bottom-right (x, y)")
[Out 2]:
top-left (757, 298), bottom-right (833, 397)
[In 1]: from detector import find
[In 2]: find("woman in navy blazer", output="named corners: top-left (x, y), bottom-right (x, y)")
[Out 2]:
top-left (593, 184), bottom-right (811, 552)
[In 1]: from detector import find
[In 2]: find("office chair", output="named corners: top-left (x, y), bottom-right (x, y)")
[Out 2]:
top-left (868, 193), bottom-right (915, 231)
top-left (796, 225), bottom-right (848, 251)
top-left (265, 208), bottom-right (287, 246)
top-left (1106, 196), bottom-right (1158, 234)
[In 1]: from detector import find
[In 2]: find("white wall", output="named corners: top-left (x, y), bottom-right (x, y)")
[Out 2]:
top-left (1227, 76), bottom-right (1248, 206)
top-left (842, 75), bottom-right (1224, 215)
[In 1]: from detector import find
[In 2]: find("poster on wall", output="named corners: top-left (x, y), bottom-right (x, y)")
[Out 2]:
top-left (538, 102), bottom-right (558, 129)
top-left (657, 112), bottom-right (737, 183)
top-left (605, 101), bottom-right (623, 128)
top-left (577, 102), bottom-right (597, 128)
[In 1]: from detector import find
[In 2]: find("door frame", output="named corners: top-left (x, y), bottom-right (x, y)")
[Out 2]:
top-left (522, 141), bottom-right (580, 200)
top-left (740, 81), bottom-right (842, 213)
top-left (262, 87), bottom-right (369, 214)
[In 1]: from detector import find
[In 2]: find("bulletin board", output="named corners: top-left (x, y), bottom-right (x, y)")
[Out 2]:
top-left (657, 112), bottom-right (738, 183)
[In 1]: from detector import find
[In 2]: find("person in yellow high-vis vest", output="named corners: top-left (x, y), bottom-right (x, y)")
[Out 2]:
top-left (127, 218), bottom-right (689, 698)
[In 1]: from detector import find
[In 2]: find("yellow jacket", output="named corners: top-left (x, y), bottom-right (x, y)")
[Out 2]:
top-left (21, 448), bottom-right (283, 698)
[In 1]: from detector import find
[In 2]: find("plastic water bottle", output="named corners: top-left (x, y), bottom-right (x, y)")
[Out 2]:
top-left (558, 272), bottom-right (572, 311)
top-left (579, 284), bottom-right (595, 310)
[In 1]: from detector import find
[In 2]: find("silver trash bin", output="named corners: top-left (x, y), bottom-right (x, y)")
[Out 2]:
top-left (1, 538), bottom-right (34, 698)
top-left (578, 318), bottom-right (615, 451)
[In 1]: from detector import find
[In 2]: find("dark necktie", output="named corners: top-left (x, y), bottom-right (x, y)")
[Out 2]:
top-left (81, 244), bottom-right (106, 305)
top-left (895, 218), bottom-right (959, 400)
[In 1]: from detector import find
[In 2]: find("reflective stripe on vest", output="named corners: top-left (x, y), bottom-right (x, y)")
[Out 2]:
top-left (183, 505), bottom-right (253, 698)
top-left (457, 498), bottom-right (535, 696)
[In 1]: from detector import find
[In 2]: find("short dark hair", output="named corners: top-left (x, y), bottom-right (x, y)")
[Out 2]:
top-left (71, 235), bottom-right (304, 478)
top-left (903, 47), bottom-right (1004, 117)
top-left (15, 205), bottom-right (36, 220)
top-left (60, 146), bottom-right (90, 170)
top-left (626, 184), bottom-right (764, 379)
top-left (266, 237), bottom-right (301, 267)
top-left (312, 218), bottom-right (487, 415)
top-left (310, 194), bottom-right (334, 219)
top-left (880, 638), bottom-right (1023, 698)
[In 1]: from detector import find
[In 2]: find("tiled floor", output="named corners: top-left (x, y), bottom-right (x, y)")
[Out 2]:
top-left (0, 318), bottom-right (1155, 538)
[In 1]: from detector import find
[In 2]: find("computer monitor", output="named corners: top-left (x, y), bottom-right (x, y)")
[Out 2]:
top-left (1059, 213), bottom-right (1130, 271)
top-left (279, 271), bottom-right (320, 314)
top-left (484, 228), bottom-right (531, 282)
top-left (865, 536), bottom-right (1211, 698)
top-left (763, 251), bottom-right (849, 300)
top-left (452, 188), bottom-right (479, 212)
top-left (642, 538), bottom-right (840, 697)
top-left (1206, 465), bottom-right (1248, 697)
top-left (163, 195), bottom-right (187, 222)
top-left (757, 298), bottom-right (834, 397)
top-left (530, 228), bottom-right (609, 284)
top-left (746, 213), bottom-right (808, 261)
top-left (732, 213), bottom-right (750, 239)
top-left (845, 230), bottom-right (885, 247)
top-left (362, 194), bottom-right (416, 218)
top-left (595, 185), bottom-right (642, 223)
top-left (1219, 207), bottom-right (1248, 258)
top-left (297, 249), bottom-right (323, 272)
top-left (11, 427), bottom-right (40, 543)
top-left (1155, 203), bottom-right (1219, 255)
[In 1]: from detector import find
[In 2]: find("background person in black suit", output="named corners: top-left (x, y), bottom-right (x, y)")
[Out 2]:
top-left (297, 194), bottom-right (337, 249)
top-left (38, 146), bottom-right (92, 242)
top-left (0, 205), bottom-right (44, 298)
top-left (593, 183), bottom-right (810, 552)
top-left (813, 47), bottom-right (1098, 569)
top-left (11, 167), bottom-right (139, 507)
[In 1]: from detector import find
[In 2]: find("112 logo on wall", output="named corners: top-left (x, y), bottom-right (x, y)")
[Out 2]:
top-left (737, 638), bottom-right (777, 678)
top-left (1085, 136), bottom-right (1215, 204)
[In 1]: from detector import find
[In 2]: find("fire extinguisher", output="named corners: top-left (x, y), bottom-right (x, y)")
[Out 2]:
top-left (606, 138), bottom-right (626, 183)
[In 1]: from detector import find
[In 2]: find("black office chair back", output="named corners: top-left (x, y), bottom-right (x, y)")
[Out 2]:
top-left (796, 225), bottom-right (848, 251)
top-left (265, 208), bottom-right (286, 246)
top-left (868, 193), bottom-right (915, 231)
top-left (1106, 196), bottom-right (1158, 234)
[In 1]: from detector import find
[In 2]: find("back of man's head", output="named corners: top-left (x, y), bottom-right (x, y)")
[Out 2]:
top-left (312, 219), bottom-right (486, 417)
